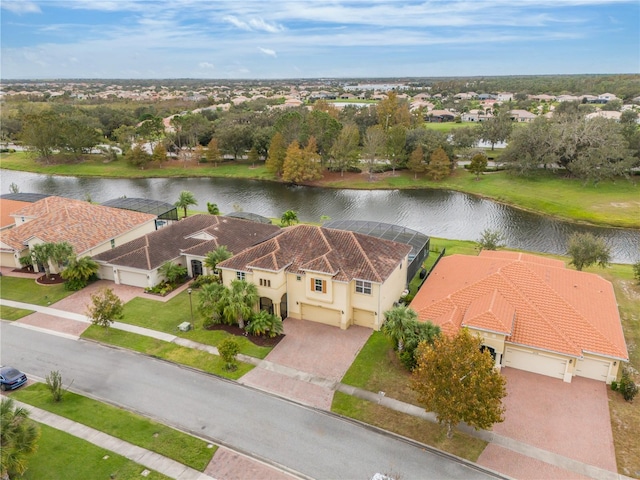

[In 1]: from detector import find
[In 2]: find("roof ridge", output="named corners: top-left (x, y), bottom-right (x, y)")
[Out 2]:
top-left (144, 236), bottom-right (152, 269)
top-left (498, 261), bottom-right (581, 354)
top-left (515, 261), bottom-right (627, 358)
top-left (348, 231), bottom-right (382, 283)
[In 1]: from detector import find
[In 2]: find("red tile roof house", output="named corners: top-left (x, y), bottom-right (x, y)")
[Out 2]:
top-left (216, 224), bottom-right (411, 329)
top-left (410, 251), bottom-right (628, 383)
top-left (0, 196), bottom-right (157, 271)
top-left (93, 214), bottom-right (281, 289)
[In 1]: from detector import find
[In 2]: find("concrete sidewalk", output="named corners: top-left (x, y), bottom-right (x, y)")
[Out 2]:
top-left (10, 399), bottom-right (215, 480)
top-left (1, 298), bottom-right (631, 480)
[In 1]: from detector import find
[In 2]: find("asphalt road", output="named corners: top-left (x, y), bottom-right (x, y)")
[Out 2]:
top-left (1, 322), bottom-right (505, 480)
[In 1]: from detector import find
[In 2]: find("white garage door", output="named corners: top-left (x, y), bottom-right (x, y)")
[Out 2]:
top-left (118, 270), bottom-right (148, 288)
top-left (576, 358), bottom-right (610, 382)
top-left (352, 308), bottom-right (376, 329)
top-left (504, 347), bottom-right (567, 380)
top-left (300, 304), bottom-right (341, 327)
top-left (98, 265), bottom-right (114, 281)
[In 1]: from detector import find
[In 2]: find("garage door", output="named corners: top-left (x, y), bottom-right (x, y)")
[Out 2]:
top-left (353, 308), bottom-right (376, 329)
top-left (504, 347), bottom-right (567, 380)
top-left (98, 265), bottom-right (114, 281)
top-left (300, 304), bottom-right (341, 327)
top-left (576, 358), bottom-right (610, 382)
top-left (118, 270), bottom-right (148, 288)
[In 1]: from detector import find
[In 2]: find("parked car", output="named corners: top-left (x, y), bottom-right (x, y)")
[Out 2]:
top-left (0, 366), bottom-right (28, 391)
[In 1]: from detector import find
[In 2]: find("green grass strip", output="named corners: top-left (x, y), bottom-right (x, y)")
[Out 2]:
top-left (20, 423), bottom-right (171, 480)
top-left (82, 325), bottom-right (254, 380)
top-left (332, 391), bottom-right (486, 462)
top-left (11, 383), bottom-right (216, 471)
top-left (0, 276), bottom-right (73, 305)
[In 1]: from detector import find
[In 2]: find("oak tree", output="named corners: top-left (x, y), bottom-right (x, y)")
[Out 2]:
top-left (412, 328), bottom-right (506, 438)
top-left (567, 232), bottom-right (611, 271)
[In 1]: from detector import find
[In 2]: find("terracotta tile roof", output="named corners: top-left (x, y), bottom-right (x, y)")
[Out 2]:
top-left (94, 214), bottom-right (280, 270)
top-left (0, 199), bottom-right (31, 229)
top-left (410, 251), bottom-right (628, 360)
top-left (1, 196), bottom-right (156, 254)
top-left (217, 224), bottom-right (411, 283)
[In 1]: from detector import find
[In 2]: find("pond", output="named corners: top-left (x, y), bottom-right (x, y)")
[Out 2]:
top-left (2, 169), bottom-right (639, 264)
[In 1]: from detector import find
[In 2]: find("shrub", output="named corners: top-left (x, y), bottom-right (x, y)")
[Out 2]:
top-left (190, 275), bottom-right (218, 289)
top-left (633, 260), bottom-right (640, 285)
top-left (218, 338), bottom-right (240, 371)
top-left (45, 370), bottom-right (65, 402)
top-left (611, 380), bottom-right (619, 391)
top-left (19, 254), bottom-right (34, 270)
top-left (64, 278), bottom-right (87, 291)
top-left (246, 310), bottom-right (284, 338)
top-left (619, 370), bottom-right (638, 402)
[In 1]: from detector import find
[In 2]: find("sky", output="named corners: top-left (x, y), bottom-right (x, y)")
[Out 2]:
top-left (1, 0), bottom-right (639, 79)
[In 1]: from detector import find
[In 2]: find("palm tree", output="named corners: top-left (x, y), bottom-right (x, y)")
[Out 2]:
top-left (198, 282), bottom-right (227, 323)
top-left (280, 210), bottom-right (298, 227)
top-left (1, 398), bottom-right (40, 480)
top-left (174, 190), bottom-right (198, 219)
top-left (50, 242), bottom-right (74, 273)
top-left (204, 246), bottom-right (232, 275)
top-left (222, 280), bottom-right (259, 329)
top-left (158, 261), bottom-right (187, 285)
top-left (381, 305), bottom-right (418, 353)
top-left (60, 255), bottom-right (99, 290)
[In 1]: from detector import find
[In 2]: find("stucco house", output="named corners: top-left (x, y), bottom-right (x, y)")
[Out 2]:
top-left (217, 224), bottom-right (412, 330)
top-left (93, 214), bottom-right (280, 288)
top-left (0, 196), bottom-right (157, 270)
top-left (410, 251), bottom-right (628, 384)
top-left (509, 109), bottom-right (537, 123)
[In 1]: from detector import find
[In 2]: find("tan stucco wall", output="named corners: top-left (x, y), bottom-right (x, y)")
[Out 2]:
top-left (82, 220), bottom-right (157, 258)
top-left (218, 254), bottom-right (408, 331)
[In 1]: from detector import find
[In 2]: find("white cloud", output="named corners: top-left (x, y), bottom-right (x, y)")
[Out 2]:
top-left (223, 15), bottom-right (251, 31)
top-left (1, 0), bottom-right (41, 14)
top-left (248, 18), bottom-right (283, 33)
top-left (258, 47), bottom-right (277, 57)
top-left (199, 62), bottom-right (215, 69)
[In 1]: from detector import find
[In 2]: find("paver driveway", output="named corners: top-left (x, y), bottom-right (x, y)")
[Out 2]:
top-left (477, 367), bottom-right (617, 479)
top-left (239, 318), bottom-right (371, 409)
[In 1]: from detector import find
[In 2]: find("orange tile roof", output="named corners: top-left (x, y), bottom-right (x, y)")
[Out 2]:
top-left (0, 199), bottom-right (32, 229)
top-left (410, 251), bottom-right (628, 360)
top-left (218, 224), bottom-right (411, 283)
top-left (0, 196), bottom-right (156, 255)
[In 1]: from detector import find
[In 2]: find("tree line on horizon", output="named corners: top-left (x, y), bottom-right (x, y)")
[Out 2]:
top-left (4, 86), bottom-right (640, 185)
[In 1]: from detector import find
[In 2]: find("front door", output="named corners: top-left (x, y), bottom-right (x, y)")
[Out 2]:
top-left (191, 260), bottom-right (203, 277)
top-left (279, 294), bottom-right (288, 320)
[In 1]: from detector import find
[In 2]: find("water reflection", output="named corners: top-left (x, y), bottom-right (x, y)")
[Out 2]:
top-left (2, 169), bottom-right (638, 264)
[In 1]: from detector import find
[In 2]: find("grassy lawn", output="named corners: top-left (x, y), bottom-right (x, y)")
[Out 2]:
top-left (11, 383), bottom-right (216, 471)
top-left (332, 392), bottom-right (487, 462)
top-left (422, 122), bottom-right (476, 132)
top-left (121, 291), bottom-right (273, 359)
top-left (594, 264), bottom-right (640, 477)
top-left (0, 276), bottom-right (73, 305)
top-left (0, 151), bottom-right (273, 180)
top-left (21, 423), bottom-right (171, 480)
top-left (0, 304), bottom-right (34, 320)
top-left (81, 325), bottom-right (254, 380)
top-left (341, 332), bottom-right (420, 405)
